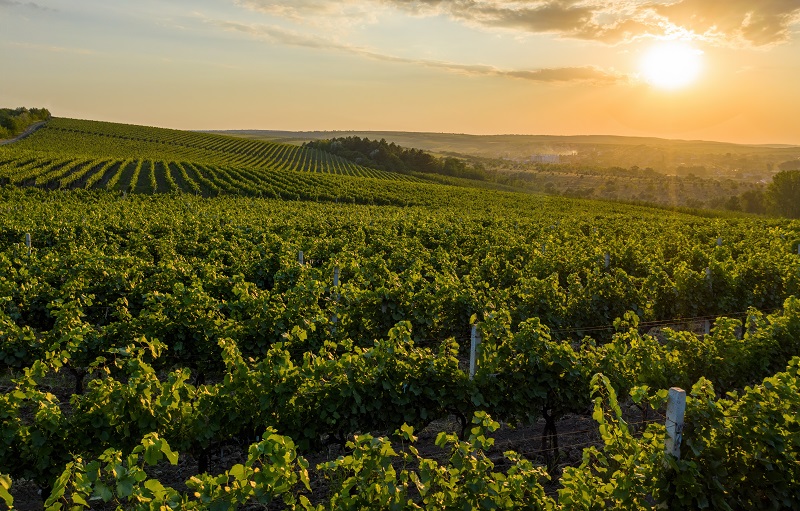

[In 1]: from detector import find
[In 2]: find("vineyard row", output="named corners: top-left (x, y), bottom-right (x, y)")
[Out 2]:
top-left (2, 118), bottom-right (421, 183)
top-left (0, 155), bottom-right (430, 203)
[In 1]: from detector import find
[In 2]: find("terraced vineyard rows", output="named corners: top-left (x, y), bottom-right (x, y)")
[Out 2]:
top-left (0, 154), bottom-right (439, 205)
top-left (1, 118), bottom-right (419, 182)
top-left (0, 118), bottom-right (425, 203)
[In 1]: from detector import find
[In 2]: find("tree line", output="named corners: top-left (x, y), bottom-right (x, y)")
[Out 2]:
top-left (308, 135), bottom-right (800, 219)
top-left (305, 136), bottom-right (492, 180)
top-left (724, 170), bottom-right (800, 218)
top-left (0, 106), bottom-right (51, 140)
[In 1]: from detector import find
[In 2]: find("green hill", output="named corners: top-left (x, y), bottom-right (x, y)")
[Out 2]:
top-left (0, 118), bottom-right (428, 203)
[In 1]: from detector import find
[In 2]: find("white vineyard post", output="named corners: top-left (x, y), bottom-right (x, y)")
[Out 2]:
top-left (703, 320), bottom-right (711, 335)
top-left (664, 387), bottom-right (686, 460)
top-left (469, 324), bottom-right (481, 380)
top-left (797, 244), bottom-right (800, 256)
top-left (25, 233), bottom-right (31, 255)
top-left (717, 237), bottom-right (722, 247)
top-left (298, 251), bottom-right (304, 265)
top-left (331, 267), bottom-right (340, 333)
top-left (604, 253), bottom-right (610, 269)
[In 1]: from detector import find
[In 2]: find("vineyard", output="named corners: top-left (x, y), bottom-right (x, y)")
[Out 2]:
top-left (1, 120), bottom-right (800, 508)
top-left (0, 118), bottom-right (421, 202)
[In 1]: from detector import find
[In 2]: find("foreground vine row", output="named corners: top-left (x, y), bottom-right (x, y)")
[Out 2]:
top-left (3, 358), bottom-right (798, 510)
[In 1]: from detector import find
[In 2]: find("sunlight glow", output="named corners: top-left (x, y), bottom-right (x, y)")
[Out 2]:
top-left (640, 42), bottom-right (704, 90)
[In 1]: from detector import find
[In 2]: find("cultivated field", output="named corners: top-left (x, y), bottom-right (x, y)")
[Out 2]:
top-left (1, 119), bottom-right (799, 509)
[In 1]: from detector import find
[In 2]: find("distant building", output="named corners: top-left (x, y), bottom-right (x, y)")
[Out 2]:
top-left (530, 154), bottom-right (560, 164)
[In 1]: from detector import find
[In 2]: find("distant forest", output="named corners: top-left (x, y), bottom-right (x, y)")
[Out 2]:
top-left (0, 107), bottom-right (50, 140)
top-left (305, 136), bottom-right (492, 180)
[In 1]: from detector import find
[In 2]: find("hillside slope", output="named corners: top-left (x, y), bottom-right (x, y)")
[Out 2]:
top-left (0, 118), bottom-right (429, 204)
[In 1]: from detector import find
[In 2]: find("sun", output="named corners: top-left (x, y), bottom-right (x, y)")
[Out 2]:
top-left (639, 42), bottom-right (704, 90)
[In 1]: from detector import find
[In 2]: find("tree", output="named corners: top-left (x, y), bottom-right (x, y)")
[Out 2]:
top-left (724, 195), bottom-right (741, 211)
top-left (778, 159), bottom-right (800, 171)
top-left (766, 171), bottom-right (800, 218)
top-left (739, 189), bottom-right (766, 215)
top-left (0, 106), bottom-right (50, 139)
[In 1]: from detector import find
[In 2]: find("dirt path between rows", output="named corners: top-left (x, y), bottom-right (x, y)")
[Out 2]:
top-left (0, 120), bottom-right (48, 146)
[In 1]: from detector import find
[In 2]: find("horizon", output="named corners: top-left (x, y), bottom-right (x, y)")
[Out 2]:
top-left (39, 114), bottom-right (800, 149)
top-left (205, 128), bottom-right (800, 148)
top-left (2, 1), bottom-right (800, 146)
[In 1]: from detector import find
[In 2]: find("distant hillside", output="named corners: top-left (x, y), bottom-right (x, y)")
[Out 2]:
top-left (212, 130), bottom-right (800, 180)
top-left (13, 118), bottom-right (411, 178)
top-left (0, 118), bottom-right (444, 206)
top-left (211, 129), bottom-right (786, 211)
top-left (2, 117), bottom-right (790, 212)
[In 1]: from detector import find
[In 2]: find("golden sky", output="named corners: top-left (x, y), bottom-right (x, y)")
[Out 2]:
top-left (2, 0), bottom-right (799, 144)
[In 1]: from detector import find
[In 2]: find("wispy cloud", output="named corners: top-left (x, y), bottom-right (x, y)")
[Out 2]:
top-left (211, 18), bottom-right (629, 84)
top-left (501, 66), bottom-right (624, 83)
top-left (235, 0), bottom-right (800, 48)
top-left (8, 41), bottom-right (97, 55)
top-left (233, 0), bottom-right (380, 28)
top-left (0, 0), bottom-right (55, 11)
top-left (653, 0), bottom-right (800, 47)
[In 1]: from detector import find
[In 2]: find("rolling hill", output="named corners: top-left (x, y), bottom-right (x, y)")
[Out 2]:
top-left (0, 118), bottom-right (432, 205)
top-left (215, 129), bottom-right (800, 180)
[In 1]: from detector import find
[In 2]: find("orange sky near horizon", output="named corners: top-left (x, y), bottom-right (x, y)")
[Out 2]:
top-left (2, 0), bottom-right (799, 145)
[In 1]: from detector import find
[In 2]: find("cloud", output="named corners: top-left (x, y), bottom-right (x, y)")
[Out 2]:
top-left (381, 0), bottom-right (800, 46)
top-left (234, 0), bottom-right (800, 47)
top-left (7, 42), bottom-right (96, 55)
top-left (0, 0), bottom-right (55, 11)
top-left (211, 18), bottom-right (628, 83)
top-left (654, 0), bottom-right (800, 47)
top-left (502, 66), bottom-right (623, 83)
top-left (233, 0), bottom-right (378, 26)
top-left (212, 19), bottom-right (352, 51)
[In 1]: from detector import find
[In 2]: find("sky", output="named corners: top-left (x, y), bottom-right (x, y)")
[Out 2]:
top-left (2, 0), bottom-right (800, 145)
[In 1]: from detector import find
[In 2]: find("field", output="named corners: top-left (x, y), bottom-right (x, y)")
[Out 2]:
top-left (1, 119), bottom-right (800, 509)
top-left (0, 118), bottom-right (420, 201)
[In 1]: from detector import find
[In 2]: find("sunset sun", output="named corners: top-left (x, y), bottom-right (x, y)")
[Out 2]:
top-left (640, 41), bottom-right (704, 90)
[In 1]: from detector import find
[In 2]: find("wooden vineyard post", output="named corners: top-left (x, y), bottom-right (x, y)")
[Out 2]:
top-left (469, 324), bottom-right (481, 380)
top-left (664, 387), bottom-right (686, 460)
top-left (298, 250), bottom-right (304, 265)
